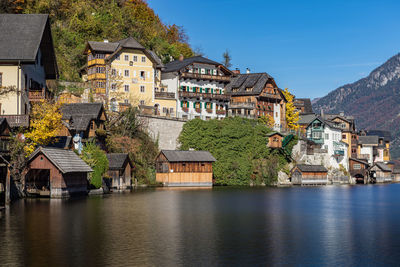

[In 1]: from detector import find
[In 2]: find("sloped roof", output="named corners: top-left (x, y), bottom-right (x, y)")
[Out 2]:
top-left (161, 150), bottom-right (216, 162)
top-left (28, 147), bottom-right (93, 173)
top-left (294, 164), bottom-right (327, 172)
top-left (118, 37), bottom-right (145, 49)
top-left (0, 14), bottom-right (58, 79)
top-left (298, 114), bottom-right (318, 125)
top-left (358, 136), bottom-right (379, 145)
top-left (294, 98), bottom-right (313, 113)
top-left (62, 103), bottom-right (103, 119)
top-left (374, 162), bottom-right (392, 172)
top-left (366, 130), bottom-right (391, 141)
top-left (267, 132), bottom-right (283, 137)
top-left (163, 56), bottom-right (222, 73)
top-left (147, 50), bottom-right (164, 68)
top-left (349, 157), bottom-right (370, 165)
top-left (226, 73), bottom-right (275, 96)
top-left (87, 41), bottom-right (119, 53)
top-left (107, 153), bottom-right (131, 170)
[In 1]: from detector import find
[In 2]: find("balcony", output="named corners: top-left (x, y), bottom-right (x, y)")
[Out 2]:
top-left (155, 91), bottom-right (176, 99)
top-left (182, 107), bottom-right (189, 113)
top-left (257, 93), bottom-right (282, 100)
top-left (181, 72), bottom-right (231, 82)
top-left (216, 110), bottom-right (226, 115)
top-left (206, 109), bottom-right (213, 114)
top-left (88, 58), bottom-right (105, 66)
top-left (0, 115), bottom-right (29, 127)
top-left (88, 73), bottom-right (106, 80)
top-left (229, 102), bottom-right (255, 109)
top-left (195, 108), bottom-right (201, 113)
top-left (179, 91), bottom-right (230, 101)
top-left (29, 89), bottom-right (53, 102)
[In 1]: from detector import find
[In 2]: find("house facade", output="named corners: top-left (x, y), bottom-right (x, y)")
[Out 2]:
top-left (83, 37), bottom-right (164, 113)
top-left (291, 164), bottom-right (328, 185)
top-left (0, 14), bottom-right (58, 126)
top-left (225, 73), bottom-right (287, 130)
top-left (162, 56), bottom-right (232, 120)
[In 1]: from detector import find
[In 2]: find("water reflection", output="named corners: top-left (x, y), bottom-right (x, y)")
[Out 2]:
top-left (2, 185), bottom-right (400, 266)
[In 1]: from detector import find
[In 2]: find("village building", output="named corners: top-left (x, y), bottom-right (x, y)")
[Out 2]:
top-left (357, 136), bottom-right (379, 165)
top-left (293, 98), bottom-right (313, 114)
top-left (392, 168), bottom-right (400, 182)
top-left (306, 117), bottom-right (349, 170)
top-left (83, 37), bottom-right (165, 113)
top-left (349, 157), bottom-right (370, 184)
top-left (362, 130), bottom-right (391, 162)
top-left (369, 162), bottom-right (392, 183)
top-left (291, 164), bottom-right (328, 185)
top-left (297, 113), bottom-right (317, 134)
top-left (23, 147), bottom-right (92, 198)
top-left (267, 132), bottom-right (284, 148)
top-left (60, 103), bottom-right (107, 146)
top-left (155, 150), bottom-right (216, 187)
top-left (0, 14), bottom-right (58, 127)
top-left (0, 119), bottom-right (11, 205)
top-left (225, 72), bottom-right (287, 130)
top-left (106, 153), bottom-right (133, 190)
top-left (162, 56), bottom-right (232, 120)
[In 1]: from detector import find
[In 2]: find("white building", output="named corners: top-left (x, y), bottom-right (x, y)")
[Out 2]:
top-left (162, 56), bottom-right (232, 120)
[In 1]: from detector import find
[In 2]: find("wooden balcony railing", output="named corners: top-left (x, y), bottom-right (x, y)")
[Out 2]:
top-left (181, 72), bottom-right (231, 82)
top-left (179, 91), bottom-right (230, 101)
top-left (155, 91), bottom-right (176, 99)
top-left (229, 102), bottom-right (255, 109)
top-left (0, 115), bottom-right (29, 127)
top-left (216, 110), bottom-right (226, 115)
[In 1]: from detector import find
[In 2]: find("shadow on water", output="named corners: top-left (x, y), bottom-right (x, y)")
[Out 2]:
top-left (1, 185), bottom-right (400, 266)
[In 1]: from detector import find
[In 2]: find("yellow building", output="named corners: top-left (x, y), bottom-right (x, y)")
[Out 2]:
top-left (0, 14), bottom-right (58, 127)
top-left (83, 37), bottom-right (176, 115)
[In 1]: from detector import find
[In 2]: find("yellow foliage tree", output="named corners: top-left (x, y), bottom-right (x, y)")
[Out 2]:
top-left (258, 114), bottom-right (275, 128)
top-left (282, 88), bottom-right (299, 130)
top-left (24, 100), bottom-right (64, 155)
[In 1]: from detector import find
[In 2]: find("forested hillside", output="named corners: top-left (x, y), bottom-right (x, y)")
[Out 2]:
top-left (1, 0), bottom-right (194, 81)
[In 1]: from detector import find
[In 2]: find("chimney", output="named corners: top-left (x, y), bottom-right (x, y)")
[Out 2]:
top-left (320, 109), bottom-right (324, 118)
top-left (179, 54), bottom-right (184, 61)
top-left (232, 68), bottom-right (240, 75)
top-left (246, 68), bottom-right (250, 74)
top-left (103, 39), bottom-right (109, 43)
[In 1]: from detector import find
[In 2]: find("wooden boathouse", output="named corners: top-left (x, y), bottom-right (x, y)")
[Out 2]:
top-left (291, 164), bottom-right (328, 185)
top-left (349, 157), bottom-right (370, 184)
top-left (155, 150), bottom-right (216, 187)
top-left (369, 162), bottom-right (392, 183)
top-left (23, 147), bottom-right (93, 198)
top-left (106, 153), bottom-right (133, 190)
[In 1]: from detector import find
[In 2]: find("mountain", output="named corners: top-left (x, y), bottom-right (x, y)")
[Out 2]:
top-left (312, 53), bottom-right (400, 159)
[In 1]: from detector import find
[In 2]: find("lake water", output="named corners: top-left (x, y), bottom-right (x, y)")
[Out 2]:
top-left (1, 185), bottom-right (400, 266)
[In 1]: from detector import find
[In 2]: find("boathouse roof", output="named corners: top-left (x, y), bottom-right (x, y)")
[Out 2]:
top-left (294, 164), bottom-right (328, 173)
top-left (373, 162), bottom-right (392, 172)
top-left (107, 153), bottom-right (132, 170)
top-left (160, 150), bottom-right (216, 162)
top-left (28, 147), bottom-right (93, 174)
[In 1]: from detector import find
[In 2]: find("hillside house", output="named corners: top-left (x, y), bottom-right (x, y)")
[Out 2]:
top-left (267, 132), bottom-right (284, 148)
top-left (155, 150), bottom-right (216, 187)
top-left (291, 164), bottom-right (328, 185)
top-left (363, 130), bottom-right (391, 162)
top-left (23, 147), bottom-right (92, 198)
top-left (83, 37), bottom-right (164, 113)
top-left (357, 136), bottom-right (379, 165)
top-left (392, 168), bottom-right (400, 182)
top-left (293, 98), bottom-right (313, 114)
top-left (225, 73), bottom-right (287, 130)
top-left (162, 56), bottom-right (232, 120)
top-left (106, 153), bottom-right (133, 190)
top-left (349, 157), bottom-right (370, 184)
top-left (0, 14), bottom-right (58, 127)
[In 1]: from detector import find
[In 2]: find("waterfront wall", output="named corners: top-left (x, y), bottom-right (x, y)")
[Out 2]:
top-left (139, 115), bottom-right (186, 150)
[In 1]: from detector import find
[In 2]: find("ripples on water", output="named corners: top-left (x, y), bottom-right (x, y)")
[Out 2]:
top-left (1, 185), bottom-right (400, 266)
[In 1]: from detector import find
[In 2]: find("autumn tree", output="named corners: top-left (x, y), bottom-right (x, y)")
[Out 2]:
top-left (258, 114), bottom-right (275, 128)
top-left (24, 100), bottom-right (63, 154)
top-left (282, 88), bottom-right (299, 130)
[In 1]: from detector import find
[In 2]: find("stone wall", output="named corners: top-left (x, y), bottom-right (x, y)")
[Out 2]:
top-left (139, 115), bottom-right (186, 150)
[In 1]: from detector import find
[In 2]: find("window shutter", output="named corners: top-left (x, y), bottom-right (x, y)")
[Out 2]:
top-left (193, 87), bottom-right (196, 93)
top-left (200, 88), bottom-right (203, 93)
top-left (211, 103), bottom-right (213, 109)
top-left (193, 102), bottom-right (196, 108)
top-left (200, 102), bottom-right (202, 108)
top-left (187, 102), bottom-right (189, 108)
top-left (181, 101), bottom-right (183, 107)
top-left (211, 88), bottom-right (214, 94)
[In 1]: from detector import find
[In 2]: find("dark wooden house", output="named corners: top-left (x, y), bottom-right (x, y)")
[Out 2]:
top-left (226, 73), bottom-right (287, 129)
top-left (155, 150), bottom-right (216, 187)
top-left (60, 103), bottom-right (107, 140)
top-left (369, 162), bottom-right (392, 183)
top-left (349, 157), bottom-right (370, 184)
top-left (291, 164), bottom-right (328, 185)
top-left (106, 153), bottom-right (133, 190)
top-left (23, 147), bottom-right (92, 198)
top-left (267, 132), bottom-right (284, 148)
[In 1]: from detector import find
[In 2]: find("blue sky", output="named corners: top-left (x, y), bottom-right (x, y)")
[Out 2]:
top-left (147, 0), bottom-right (400, 99)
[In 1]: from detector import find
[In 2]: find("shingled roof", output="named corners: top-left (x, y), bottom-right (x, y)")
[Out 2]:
top-left (225, 73), bottom-right (275, 96)
top-left (294, 98), bottom-right (313, 113)
top-left (161, 150), bottom-right (216, 162)
top-left (87, 41), bottom-right (119, 53)
top-left (374, 162), bottom-right (392, 172)
top-left (163, 56), bottom-right (222, 73)
top-left (366, 130), bottom-right (392, 141)
top-left (28, 147), bottom-right (93, 173)
top-left (0, 14), bottom-right (58, 79)
top-left (294, 164), bottom-right (328, 172)
top-left (107, 153), bottom-right (131, 170)
top-left (61, 103), bottom-right (104, 131)
top-left (358, 136), bottom-right (379, 145)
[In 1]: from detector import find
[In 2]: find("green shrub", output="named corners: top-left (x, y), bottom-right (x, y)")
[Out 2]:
top-left (80, 141), bottom-right (109, 189)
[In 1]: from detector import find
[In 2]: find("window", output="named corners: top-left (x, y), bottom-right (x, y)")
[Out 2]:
top-left (124, 70), bottom-right (129, 77)
top-left (140, 86), bottom-right (145, 93)
top-left (140, 100), bottom-right (145, 106)
top-left (124, 55), bottom-right (129, 61)
top-left (141, 56), bottom-right (146, 62)
top-left (124, 99), bottom-right (129, 104)
top-left (133, 56), bottom-right (138, 62)
top-left (170, 108), bottom-right (174, 114)
top-left (96, 67), bottom-right (105, 73)
top-left (124, 85), bottom-right (129, 92)
top-left (312, 131), bottom-right (322, 139)
top-left (111, 83), bottom-right (117, 90)
top-left (110, 98), bottom-right (117, 112)
top-left (325, 133), bottom-right (329, 140)
top-left (342, 134), bottom-right (346, 139)
top-left (163, 107), bottom-right (168, 113)
top-left (111, 69), bottom-right (116, 76)
top-left (140, 71), bottom-right (145, 79)
top-left (95, 53), bottom-right (105, 59)
top-left (353, 164), bottom-right (361, 170)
